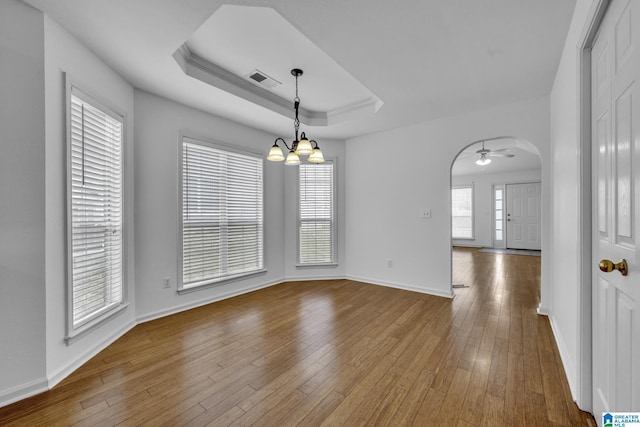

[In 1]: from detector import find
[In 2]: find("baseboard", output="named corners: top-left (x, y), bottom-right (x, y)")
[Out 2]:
top-left (0, 320), bottom-right (137, 409)
top-left (138, 274), bottom-right (455, 325)
top-left (136, 278), bottom-right (283, 324)
top-left (548, 313), bottom-right (578, 400)
top-left (537, 304), bottom-right (551, 315)
top-left (345, 274), bottom-right (454, 299)
top-left (46, 320), bottom-right (137, 390)
top-left (283, 275), bottom-right (346, 282)
top-left (0, 377), bottom-right (49, 409)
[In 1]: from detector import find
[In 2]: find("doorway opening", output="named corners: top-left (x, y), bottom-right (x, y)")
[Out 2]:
top-left (450, 137), bottom-right (542, 290)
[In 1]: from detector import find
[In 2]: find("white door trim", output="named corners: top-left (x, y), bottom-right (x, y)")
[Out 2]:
top-left (577, 0), bottom-right (611, 412)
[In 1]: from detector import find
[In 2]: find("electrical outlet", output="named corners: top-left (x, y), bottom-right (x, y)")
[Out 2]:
top-left (163, 277), bottom-right (171, 288)
top-left (387, 259), bottom-right (393, 268)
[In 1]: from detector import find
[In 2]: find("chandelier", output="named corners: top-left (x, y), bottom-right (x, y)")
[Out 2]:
top-left (266, 69), bottom-right (324, 165)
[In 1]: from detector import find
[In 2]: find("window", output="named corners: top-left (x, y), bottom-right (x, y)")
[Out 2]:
top-left (494, 185), bottom-right (505, 243)
top-left (180, 138), bottom-right (263, 289)
top-left (68, 88), bottom-right (124, 335)
top-left (298, 162), bottom-right (335, 264)
top-left (452, 185), bottom-right (474, 239)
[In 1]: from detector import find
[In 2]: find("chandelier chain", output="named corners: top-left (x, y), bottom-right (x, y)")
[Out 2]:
top-left (294, 73), bottom-right (300, 140)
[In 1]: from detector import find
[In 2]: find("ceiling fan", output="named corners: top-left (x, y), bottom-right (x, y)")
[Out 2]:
top-left (474, 141), bottom-right (515, 165)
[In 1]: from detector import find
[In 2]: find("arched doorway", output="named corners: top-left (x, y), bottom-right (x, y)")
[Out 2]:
top-left (449, 137), bottom-right (542, 290)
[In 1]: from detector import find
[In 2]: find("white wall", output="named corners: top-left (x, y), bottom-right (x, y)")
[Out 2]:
top-left (0, 0), bottom-right (47, 405)
top-left (43, 17), bottom-right (137, 388)
top-left (134, 90), bottom-right (283, 320)
top-left (133, 90), bottom-right (346, 321)
top-left (549, 0), bottom-right (599, 409)
top-left (452, 168), bottom-right (542, 248)
top-left (345, 96), bottom-right (551, 299)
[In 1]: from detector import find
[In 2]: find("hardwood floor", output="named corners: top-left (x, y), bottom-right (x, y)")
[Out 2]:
top-left (1, 247), bottom-right (596, 426)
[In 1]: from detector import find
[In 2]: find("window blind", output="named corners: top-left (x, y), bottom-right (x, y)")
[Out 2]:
top-left (299, 162), bottom-right (334, 264)
top-left (452, 186), bottom-right (473, 239)
top-left (69, 92), bottom-right (123, 329)
top-left (181, 140), bottom-right (263, 287)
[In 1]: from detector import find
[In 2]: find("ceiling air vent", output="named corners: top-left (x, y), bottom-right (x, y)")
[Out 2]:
top-left (248, 69), bottom-right (280, 89)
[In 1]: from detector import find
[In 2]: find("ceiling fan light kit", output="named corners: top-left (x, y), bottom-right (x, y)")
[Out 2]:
top-left (475, 154), bottom-right (491, 166)
top-left (266, 68), bottom-right (324, 165)
top-left (474, 140), bottom-right (514, 166)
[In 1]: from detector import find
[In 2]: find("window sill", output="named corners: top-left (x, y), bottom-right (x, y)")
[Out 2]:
top-left (65, 302), bottom-right (129, 345)
top-left (296, 262), bottom-right (338, 269)
top-left (178, 269), bottom-right (267, 295)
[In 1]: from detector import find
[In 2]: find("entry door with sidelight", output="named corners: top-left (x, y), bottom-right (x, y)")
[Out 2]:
top-left (505, 182), bottom-right (541, 250)
top-left (592, 0), bottom-right (640, 419)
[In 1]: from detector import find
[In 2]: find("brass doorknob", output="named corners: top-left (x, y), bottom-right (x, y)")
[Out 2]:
top-left (599, 259), bottom-right (628, 276)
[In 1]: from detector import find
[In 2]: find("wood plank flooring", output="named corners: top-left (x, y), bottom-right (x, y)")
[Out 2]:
top-left (0, 247), bottom-right (596, 426)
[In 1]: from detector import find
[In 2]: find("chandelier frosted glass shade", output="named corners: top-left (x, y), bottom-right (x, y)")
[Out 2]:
top-left (308, 147), bottom-right (325, 164)
top-left (267, 144), bottom-right (285, 161)
top-left (285, 150), bottom-right (301, 165)
top-left (295, 136), bottom-right (313, 155)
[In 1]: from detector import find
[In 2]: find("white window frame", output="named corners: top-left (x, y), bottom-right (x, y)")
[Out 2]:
top-left (451, 184), bottom-right (474, 240)
top-left (493, 184), bottom-right (506, 248)
top-left (178, 136), bottom-right (265, 292)
top-left (66, 82), bottom-right (128, 343)
top-left (297, 160), bottom-right (337, 267)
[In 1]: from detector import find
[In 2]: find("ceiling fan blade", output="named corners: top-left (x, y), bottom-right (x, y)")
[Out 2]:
top-left (490, 148), bottom-right (510, 153)
top-left (488, 153), bottom-right (515, 158)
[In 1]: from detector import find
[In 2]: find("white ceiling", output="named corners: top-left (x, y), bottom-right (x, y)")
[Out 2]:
top-left (184, 5), bottom-right (382, 117)
top-left (451, 138), bottom-right (541, 176)
top-left (176, 5), bottom-right (383, 127)
top-left (23, 0), bottom-right (576, 140)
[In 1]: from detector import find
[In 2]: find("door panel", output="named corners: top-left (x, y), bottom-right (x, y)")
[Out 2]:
top-left (592, 0), bottom-right (639, 421)
top-left (616, 290), bottom-right (634, 410)
top-left (506, 182), bottom-right (541, 250)
top-left (596, 278), bottom-right (611, 410)
top-left (615, 86), bottom-right (632, 241)
top-left (597, 110), bottom-right (609, 235)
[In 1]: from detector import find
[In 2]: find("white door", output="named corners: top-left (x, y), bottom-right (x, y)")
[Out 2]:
top-left (592, 0), bottom-right (640, 420)
top-left (506, 182), bottom-right (541, 250)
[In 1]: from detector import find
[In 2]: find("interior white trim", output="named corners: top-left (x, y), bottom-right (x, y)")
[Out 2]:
top-left (0, 377), bottom-right (49, 410)
top-left (140, 274), bottom-right (455, 326)
top-left (173, 44), bottom-right (381, 127)
top-left (346, 274), bottom-right (455, 299)
top-left (49, 320), bottom-right (136, 389)
top-left (0, 319), bottom-right (137, 408)
top-left (174, 45), bottom-right (298, 122)
top-left (136, 279), bottom-right (282, 324)
top-left (285, 274), bottom-right (344, 281)
top-left (537, 305), bottom-right (551, 316)
top-left (576, 0), bottom-right (609, 412)
top-left (549, 313), bottom-right (578, 398)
